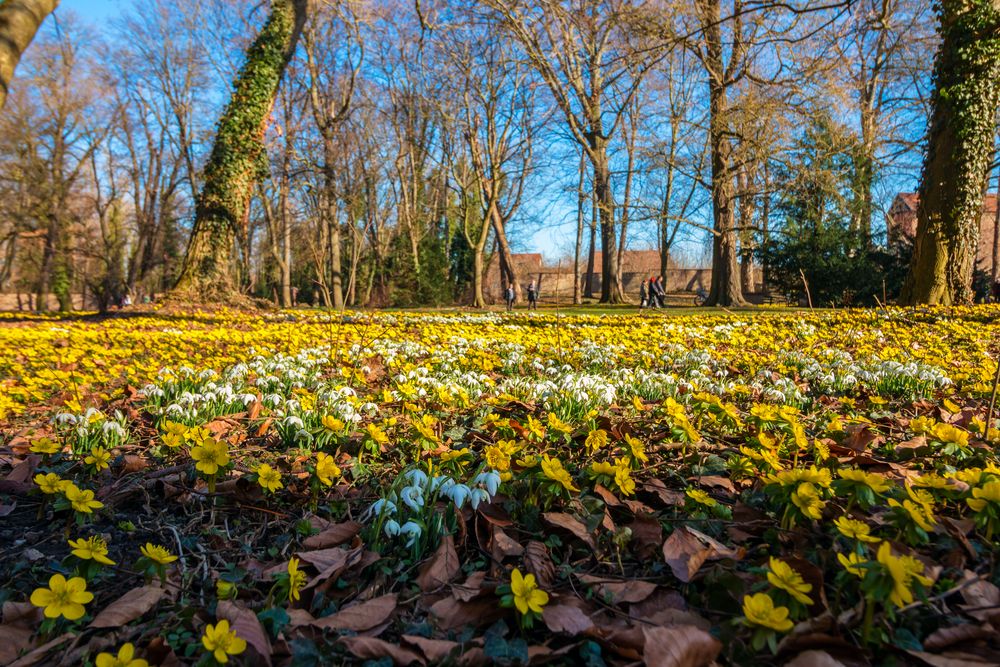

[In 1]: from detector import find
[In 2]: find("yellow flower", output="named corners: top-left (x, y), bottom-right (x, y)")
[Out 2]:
top-left (95, 643), bottom-right (148, 667)
top-left (34, 472), bottom-right (66, 494)
top-left (767, 557), bottom-right (813, 605)
top-left (287, 557), bottom-right (306, 602)
top-left (140, 543), bottom-right (177, 565)
top-left (585, 429), bottom-right (608, 453)
top-left (256, 464), bottom-right (283, 493)
top-left (546, 412), bottom-right (573, 436)
top-left (68, 536), bottom-right (115, 565)
top-left (941, 398), bottom-right (962, 413)
top-left (911, 472), bottom-right (951, 489)
top-left (590, 461), bottom-right (616, 476)
top-left (833, 516), bottom-right (879, 543)
top-left (540, 455), bottom-right (578, 492)
top-left (315, 452), bottom-right (342, 486)
top-left (216, 580), bottom-right (238, 600)
top-left (85, 447), bottom-right (112, 471)
top-left (484, 445), bottom-right (511, 471)
top-left (510, 568), bottom-right (548, 615)
top-left (440, 447), bottom-right (471, 462)
top-left (186, 425), bottom-right (211, 444)
top-left (768, 465), bottom-right (832, 488)
top-left (201, 619), bottom-right (247, 664)
top-left (877, 542), bottom-right (932, 608)
top-left (30, 437), bottom-right (60, 455)
top-left (790, 482), bottom-right (825, 520)
top-left (190, 438), bottom-right (230, 476)
top-left (909, 416), bottom-right (935, 434)
top-left (742, 592), bottom-right (793, 632)
top-left (967, 481), bottom-right (1000, 512)
top-left (624, 434), bottom-right (649, 464)
top-left (321, 415), bottom-right (345, 432)
top-left (888, 497), bottom-right (935, 532)
top-left (931, 423), bottom-right (969, 447)
top-left (837, 551), bottom-right (867, 577)
top-left (685, 488), bottom-right (717, 507)
top-left (64, 484), bottom-right (104, 514)
top-left (614, 465), bottom-right (636, 496)
top-left (30, 573), bottom-right (93, 620)
top-left (161, 432), bottom-right (184, 449)
top-left (838, 468), bottom-right (891, 494)
top-left (366, 423), bottom-right (389, 446)
top-left (525, 415), bottom-right (546, 440)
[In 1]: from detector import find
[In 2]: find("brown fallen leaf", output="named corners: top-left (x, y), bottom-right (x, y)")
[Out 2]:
top-left (542, 604), bottom-right (595, 635)
top-left (924, 624), bottom-right (997, 652)
top-left (524, 541), bottom-right (556, 589)
top-left (340, 636), bottom-right (424, 665)
top-left (579, 575), bottom-right (657, 605)
top-left (490, 526), bottom-right (525, 559)
top-left (451, 571), bottom-right (487, 602)
top-left (302, 521), bottom-right (362, 550)
top-left (692, 475), bottom-right (735, 493)
top-left (429, 594), bottom-right (505, 630)
top-left (217, 601), bottom-right (272, 667)
top-left (542, 512), bottom-right (595, 549)
top-left (0, 625), bottom-right (33, 665)
top-left (312, 594), bottom-right (397, 632)
top-left (784, 650), bottom-right (849, 667)
top-left (89, 586), bottom-right (166, 628)
top-left (959, 572), bottom-right (1000, 623)
top-left (906, 651), bottom-right (1000, 667)
top-left (401, 635), bottom-right (461, 663)
top-left (641, 624), bottom-right (721, 667)
top-left (416, 534), bottom-right (461, 592)
top-left (662, 526), bottom-right (741, 583)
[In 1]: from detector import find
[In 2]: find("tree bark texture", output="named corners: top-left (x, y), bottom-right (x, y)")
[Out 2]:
top-left (173, 0), bottom-right (307, 298)
top-left (900, 0), bottom-right (1000, 305)
top-left (0, 0), bottom-right (58, 111)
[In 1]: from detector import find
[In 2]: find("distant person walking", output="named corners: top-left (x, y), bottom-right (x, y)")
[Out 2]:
top-left (652, 276), bottom-right (666, 308)
top-left (639, 279), bottom-right (648, 309)
top-left (504, 284), bottom-right (515, 312)
top-left (527, 280), bottom-right (538, 310)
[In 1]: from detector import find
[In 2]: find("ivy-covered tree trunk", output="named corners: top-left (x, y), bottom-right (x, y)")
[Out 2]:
top-left (900, 0), bottom-right (1000, 306)
top-left (0, 0), bottom-right (59, 111)
top-left (173, 0), bottom-right (307, 298)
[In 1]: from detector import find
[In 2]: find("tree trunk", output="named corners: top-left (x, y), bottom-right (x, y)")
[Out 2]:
top-left (900, 0), bottom-right (1000, 305)
top-left (0, 0), bottom-right (59, 111)
top-left (173, 0), bottom-right (307, 299)
top-left (584, 187), bottom-right (597, 299)
top-left (992, 162), bottom-right (1000, 289)
top-left (573, 151), bottom-right (585, 305)
top-left (702, 0), bottom-right (746, 308)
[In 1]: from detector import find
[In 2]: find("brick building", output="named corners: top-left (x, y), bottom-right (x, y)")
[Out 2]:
top-left (887, 192), bottom-right (1000, 277)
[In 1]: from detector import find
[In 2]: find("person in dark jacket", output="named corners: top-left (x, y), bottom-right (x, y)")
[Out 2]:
top-left (504, 284), bottom-right (515, 312)
top-left (655, 276), bottom-right (668, 307)
top-left (527, 281), bottom-right (538, 310)
top-left (639, 279), bottom-right (648, 308)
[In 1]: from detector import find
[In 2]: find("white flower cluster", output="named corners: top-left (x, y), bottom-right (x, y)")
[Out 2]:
top-left (365, 468), bottom-right (502, 547)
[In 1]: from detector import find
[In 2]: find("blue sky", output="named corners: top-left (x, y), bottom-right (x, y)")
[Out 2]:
top-left (58, 0), bottom-right (122, 21)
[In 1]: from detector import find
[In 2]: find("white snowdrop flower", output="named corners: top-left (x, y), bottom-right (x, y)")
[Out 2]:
top-left (283, 415), bottom-right (304, 429)
top-left (399, 521), bottom-right (422, 547)
top-left (445, 483), bottom-right (471, 509)
top-left (404, 469), bottom-right (428, 487)
top-left (295, 429), bottom-right (313, 444)
top-left (370, 499), bottom-right (397, 517)
top-left (400, 485), bottom-right (425, 512)
top-left (474, 471), bottom-right (501, 497)
top-left (52, 413), bottom-right (77, 425)
top-left (469, 488), bottom-right (491, 510)
top-left (383, 519), bottom-right (401, 538)
top-left (429, 476), bottom-right (452, 493)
